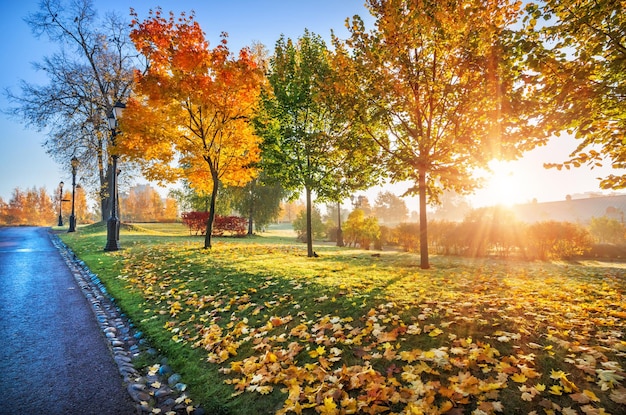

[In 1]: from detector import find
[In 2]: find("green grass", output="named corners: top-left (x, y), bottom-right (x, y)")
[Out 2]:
top-left (59, 223), bottom-right (626, 415)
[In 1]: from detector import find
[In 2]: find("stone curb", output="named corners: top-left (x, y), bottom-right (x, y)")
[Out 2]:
top-left (50, 233), bottom-right (205, 415)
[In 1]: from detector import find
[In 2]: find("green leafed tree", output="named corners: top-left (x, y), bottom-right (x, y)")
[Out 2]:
top-left (260, 30), bottom-right (382, 257)
top-left (522, 0), bottom-right (626, 188)
top-left (589, 216), bottom-right (625, 245)
top-left (227, 173), bottom-right (286, 234)
top-left (333, 0), bottom-right (539, 268)
top-left (373, 191), bottom-right (409, 225)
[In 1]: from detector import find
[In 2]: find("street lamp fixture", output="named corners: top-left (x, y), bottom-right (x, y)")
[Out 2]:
top-left (57, 181), bottom-right (64, 227)
top-left (104, 100), bottom-right (125, 251)
top-left (68, 156), bottom-right (79, 232)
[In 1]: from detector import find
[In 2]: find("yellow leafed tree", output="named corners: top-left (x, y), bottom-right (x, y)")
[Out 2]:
top-left (119, 9), bottom-right (265, 248)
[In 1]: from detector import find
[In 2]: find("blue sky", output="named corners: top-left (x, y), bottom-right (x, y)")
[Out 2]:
top-left (0, 0), bottom-right (620, 209)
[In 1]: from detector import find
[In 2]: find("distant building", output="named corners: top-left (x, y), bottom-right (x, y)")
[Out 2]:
top-left (511, 193), bottom-right (626, 224)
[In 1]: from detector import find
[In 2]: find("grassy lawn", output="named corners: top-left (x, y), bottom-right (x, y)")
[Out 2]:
top-left (59, 223), bottom-right (626, 415)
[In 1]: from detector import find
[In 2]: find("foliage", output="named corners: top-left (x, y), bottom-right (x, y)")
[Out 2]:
top-left (373, 191), bottom-right (408, 225)
top-left (589, 216), bottom-right (626, 245)
top-left (393, 222), bottom-right (420, 253)
top-left (422, 211), bottom-right (594, 261)
top-left (260, 30), bottom-right (381, 257)
top-left (226, 174), bottom-right (286, 234)
top-left (526, 221), bottom-right (594, 260)
top-left (343, 209), bottom-right (381, 250)
top-left (430, 191), bottom-right (473, 222)
top-left (212, 216), bottom-right (248, 237)
top-left (120, 184), bottom-right (178, 223)
top-left (120, 9), bottom-right (264, 248)
top-left (5, 0), bottom-right (135, 220)
top-left (333, 0), bottom-right (541, 268)
top-left (521, 0), bottom-right (626, 189)
top-left (180, 211), bottom-right (247, 237)
top-left (0, 187), bottom-right (56, 226)
top-left (458, 206), bottom-right (525, 258)
top-left (180, 211), bottom-right (209, 235)
top-left (292, 206), bottom-right (325, 242)
top-left (60, 228), bottom-right (626, 415)
top-left (181, 211), bottom-right (210, 236)
top-left (352, 195), bottom-right (373, 217)
top-left (277, 200), bottom-right (306, 223)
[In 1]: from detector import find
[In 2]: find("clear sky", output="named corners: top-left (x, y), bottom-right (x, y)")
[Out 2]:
top-left (0, 0), bottom-right (621, 210)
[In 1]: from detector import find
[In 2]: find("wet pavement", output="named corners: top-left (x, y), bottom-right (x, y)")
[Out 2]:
top-left (0, 227), bottom-right (136, 415)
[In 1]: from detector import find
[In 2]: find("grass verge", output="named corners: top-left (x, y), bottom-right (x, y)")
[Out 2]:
top-left (59, 223), bottom-right (626, 415)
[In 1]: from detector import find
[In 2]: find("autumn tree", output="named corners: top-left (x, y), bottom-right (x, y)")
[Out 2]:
top-left (120, 9), bottom-right (265, 248)
top-left (5, 0), bottom-right (135, 220)
top-left (73, 185), bottom-right (91, 225)
top-left (430, 191), bottom-right (472, 222)
top-left (260, 30), bottom-right (382, 257)
top-left (522, 1), bottom-right (626, 189)
top-left (343, 208), bottom-right (381, 250)
top-left (334, 0), bottom-right (538, 268)
top-left (162, 198), bottom-right (179, 222)
top-left (0, 198), bottom-right (6, 224)
top-left (278, 200), bottom-right (305, 223)
top-left (120, 184), bottom-right (164, 222)
top-left (0, 187), bottom-right (56, 226)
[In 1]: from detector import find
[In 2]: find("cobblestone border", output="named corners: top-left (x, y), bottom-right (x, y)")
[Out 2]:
top-left (50, 233), bottom-right (205, 415)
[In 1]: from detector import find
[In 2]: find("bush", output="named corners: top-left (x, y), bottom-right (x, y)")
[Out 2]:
top-left (394, 222), bottom-right (420, 252)
top-left (181, 211), bottom-right (247, 237)
top-left (293, 206), bottom-right (326, 242)
top-left (526, 221), bottom-right (593, 260)
top-left (181, 211), bottom-right (208, 235)
top-left (212, 216), bottom-right (248, 237)
top-left (344, 209), bottom-right (381, 250)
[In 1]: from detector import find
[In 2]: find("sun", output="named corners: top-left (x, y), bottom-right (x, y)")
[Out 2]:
top-left (471, 160), bottom-right (529, 207)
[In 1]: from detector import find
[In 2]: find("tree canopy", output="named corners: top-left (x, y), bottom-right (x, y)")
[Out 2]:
top-left (333, 0), bottom-right (540, 268)
top-left (521, 0), bottom-right (626, 189)
top-left (260, 30), bottom-right (382, 257)
top-left (120, 9), bottom-right (265, 248)
top-left (5, 0), bottom-right (135, 220)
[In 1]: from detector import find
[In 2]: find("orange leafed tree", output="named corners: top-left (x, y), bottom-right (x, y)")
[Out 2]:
top-left (120, 9), bottom-right (264, 248)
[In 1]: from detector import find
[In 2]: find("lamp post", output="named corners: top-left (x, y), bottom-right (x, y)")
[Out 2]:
top-left (57, 181), bottom-right (64, 226)
top-left (104, 101), bottom-right (125, 251)
top-left (68, 156), bottom-right (79, 232)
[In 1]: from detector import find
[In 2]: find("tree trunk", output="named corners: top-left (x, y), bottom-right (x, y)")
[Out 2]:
top-left (100, 162), bottom-right (112, 222)
top-left (247, 201), bottom-right (254, 235)
top-left (418, 167), bottom-right (430, 269)
top-left (336, 201), bottom-right (344, 247)
top-left (247, 180), bottom-right (255, 235)
top-left (305, 186), bottom-right (314, 257)
top-left (204, 178), bottom-right (219, 249)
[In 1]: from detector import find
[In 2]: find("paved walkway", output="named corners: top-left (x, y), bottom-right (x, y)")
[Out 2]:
top-left (0, 227), bottom-right (136, 415)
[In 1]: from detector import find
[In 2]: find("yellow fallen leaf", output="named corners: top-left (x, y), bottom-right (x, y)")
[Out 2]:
top-left (550, 369), bottom-right (568, 380)
top-left (583, 389), bottom-right (601, 402)
top-left (549, 385), bottom-right (563, 395)
top-left (429, 328), bottom-right (443, 337)
top-left (511, 373), bottom-right (528, 383)
top-left (309, 345), bottom-right (326, 358)
top-left (319, 396), bottom-right (338, 415)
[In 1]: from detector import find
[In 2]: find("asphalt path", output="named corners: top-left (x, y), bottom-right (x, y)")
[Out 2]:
top-left (0, 227), bottom-right (136, 415)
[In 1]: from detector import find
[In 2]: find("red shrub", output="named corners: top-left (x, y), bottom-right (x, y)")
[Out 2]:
top-left (181, 212), bottom-right (247, 237)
